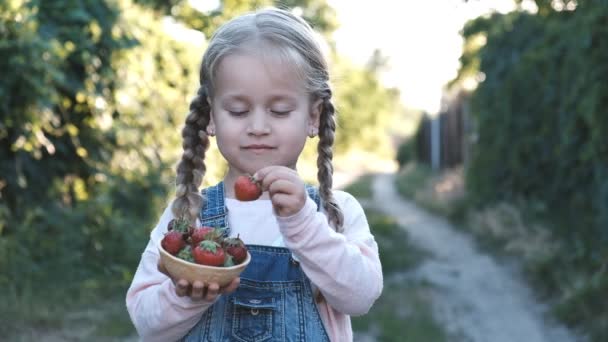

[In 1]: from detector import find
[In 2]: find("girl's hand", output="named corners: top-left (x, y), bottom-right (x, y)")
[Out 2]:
top-left (254, 166), bottom-right (307, 217)
top-left (157, 260), bottom-right (240, 301)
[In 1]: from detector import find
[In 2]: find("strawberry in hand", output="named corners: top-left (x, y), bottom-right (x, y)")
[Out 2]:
top-left (234, 174), bottom-right (262, 201)
top-left (193, 240), bottom-right (226, 267)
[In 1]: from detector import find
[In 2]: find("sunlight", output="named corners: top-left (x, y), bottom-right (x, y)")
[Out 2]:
top-left (327, 0), bottom-right (534, 114)
top-left (189, 0), bottom-right (220, 12)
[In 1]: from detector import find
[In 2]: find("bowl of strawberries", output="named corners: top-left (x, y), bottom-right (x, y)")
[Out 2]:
top-left (158, 218), bottom-right (250, 287)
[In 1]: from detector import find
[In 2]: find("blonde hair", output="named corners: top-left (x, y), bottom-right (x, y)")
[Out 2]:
top-left (172, 7), bottom-right (344, 231)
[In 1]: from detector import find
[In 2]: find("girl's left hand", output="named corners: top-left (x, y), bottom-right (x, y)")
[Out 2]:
top-left (254, 166), bottom-right (307, 217)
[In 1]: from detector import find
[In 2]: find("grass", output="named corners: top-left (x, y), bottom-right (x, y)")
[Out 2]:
top-left (345, 173), bottom-right (450, 341)
top-left (353, 280), bottom-right (448, 342)
top-left (394, 163), bottom-right (469, 222)
top-left (365, 208), bottom-right (426, 273)
top-left (351, 206), bottom-right (449, 342)
top-left (1, 286), bottom-right (136, 341)
top-left (343, 173), bottom-right (375, 200)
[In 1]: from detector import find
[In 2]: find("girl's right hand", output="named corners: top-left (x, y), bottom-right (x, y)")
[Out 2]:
top-left (157, 260), bottom-right (240, 301)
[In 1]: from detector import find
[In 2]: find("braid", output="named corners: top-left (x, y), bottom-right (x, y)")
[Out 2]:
top-left (172, 86), bottom-right (211, 224)
top-left (317, 89), bottom-right (345, 231)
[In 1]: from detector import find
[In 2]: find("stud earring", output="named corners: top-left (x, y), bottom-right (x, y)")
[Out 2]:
top-left (207, 128), bottom-right (215, 136)
top-left (308, 128), bottom-right (317, 138)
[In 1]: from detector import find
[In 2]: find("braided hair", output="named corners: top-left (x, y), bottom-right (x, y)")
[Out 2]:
top-left (316, 89), bottom-right (344, 231)
top-left (171, 86), bottom-right (211, 224)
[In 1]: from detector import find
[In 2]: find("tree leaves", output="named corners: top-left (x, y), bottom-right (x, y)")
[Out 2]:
top-left (455, 5), bottom-right (608, 258)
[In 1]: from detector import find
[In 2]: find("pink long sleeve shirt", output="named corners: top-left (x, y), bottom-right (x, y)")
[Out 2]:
top-left (126, 190), bottom-right (383, 341)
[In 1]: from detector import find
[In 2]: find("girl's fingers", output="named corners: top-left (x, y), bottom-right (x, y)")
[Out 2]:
top-left (205, 282), bottom-right (220, 301)
top-left (175, 279), bottom-right (190, 297)
top-left (171, 277), bottom-right (241, 301)
top-left (191, 281), bottom-right (205, 300)
top-left (253, 166), bottom-right (279, 183)
top-left (267, 172), bottom-right (303, 195)
top-left (223, 277), bottom-right (240, 294)
top-left (255, 166), bottom-right (298, 191)
top-left (268, 178), bottom-right (298, 195)
top-left (270, 192), bottom-right (303, 216)
top-left (268, 179), bottom-right (307, 215)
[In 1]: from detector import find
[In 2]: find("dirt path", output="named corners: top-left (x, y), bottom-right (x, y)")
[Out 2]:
top-left (371, 173), bottom-right (583, 342)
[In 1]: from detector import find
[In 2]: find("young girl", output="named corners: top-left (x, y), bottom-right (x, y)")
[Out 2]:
top-left (126, 7), bottom-right (383, 342)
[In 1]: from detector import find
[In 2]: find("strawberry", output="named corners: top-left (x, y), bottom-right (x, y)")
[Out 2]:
top-left (190, 226), bottom-right (216, 246)
top-left (193, 240), bottom-right (225, 267)
top-left (234, 174), bottom-right (262, 201)
top-left (168, 218), bottom-right (192, 235)
top-left (161, 230), bottom-right (186, 255)
top-left (223, 234), bottom-right (248, 264)
top-left (176, 245), bottom-right (194, 263)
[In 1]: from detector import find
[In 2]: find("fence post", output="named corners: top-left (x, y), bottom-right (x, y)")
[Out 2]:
top-left (431, 114), bottom-right (441, 170)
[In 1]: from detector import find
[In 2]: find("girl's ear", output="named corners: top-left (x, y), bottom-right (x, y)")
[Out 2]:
top-left (309, 98), bottom-right (322, 130)
top-left (207, 102), bottom-right (216, 136)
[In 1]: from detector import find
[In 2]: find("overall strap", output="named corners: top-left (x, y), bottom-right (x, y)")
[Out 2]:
top-left (305, 183), bottom-right (321, 211)
top-left (199, 181), bottom-right (230, 236)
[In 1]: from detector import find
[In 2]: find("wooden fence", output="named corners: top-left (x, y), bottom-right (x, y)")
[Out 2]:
top-left (415, 90), bottom-right (472, 170)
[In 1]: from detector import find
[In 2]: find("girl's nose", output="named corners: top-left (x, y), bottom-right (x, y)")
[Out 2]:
top-left (246, 110), bottom-right (270, 135)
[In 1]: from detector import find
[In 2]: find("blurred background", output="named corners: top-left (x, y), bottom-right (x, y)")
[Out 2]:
top-left (1, 0), bottom-right (606, 341)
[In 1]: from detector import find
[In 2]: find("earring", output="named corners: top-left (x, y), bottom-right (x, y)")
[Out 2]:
top-left (308, 127), bottom-right (317, 138)
top-left (207, 127), bottom-right (215, 136)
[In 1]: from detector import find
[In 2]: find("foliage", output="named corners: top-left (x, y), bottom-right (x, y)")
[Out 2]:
top-left (133, 0), bottom-right (338, 37)
top-left (343, 173), bottom-right (374, 200)
top-left (452, 2), bottom-right (608, 339)
top-left (396, 138), bottom-right (415, 168)
top-left (0, 0), bottom-right (402, 335)
top-left (331, 57), bottom-right (401, 155)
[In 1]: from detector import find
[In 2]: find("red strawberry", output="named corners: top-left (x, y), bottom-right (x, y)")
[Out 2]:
top-left (224, 234), bottom-right (248, 264)
top-left (193, 240), bottom-right (225, 267)
top-left (190, 226), bottom-right (216, 246)
top-left (234, 175), bottom-right (262, 201)
top-left (161, 230), bottom-right (186, 255)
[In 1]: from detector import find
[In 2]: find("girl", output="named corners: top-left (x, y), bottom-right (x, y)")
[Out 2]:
top-left (126, 7), bottom-right (383, 342)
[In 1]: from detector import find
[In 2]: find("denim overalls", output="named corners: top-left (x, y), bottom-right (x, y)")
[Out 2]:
top-left (181, 182), bottom-right (331, 342)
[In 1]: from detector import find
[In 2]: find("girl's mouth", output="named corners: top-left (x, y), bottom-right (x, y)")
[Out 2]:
top-left (243, 145), bottom-right (275, 152)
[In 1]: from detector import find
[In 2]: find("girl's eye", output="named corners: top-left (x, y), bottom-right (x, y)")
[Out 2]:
top-left (271, 110), bottom-right (291, 116)
top-left (228, 110), bottom-right (248, 116)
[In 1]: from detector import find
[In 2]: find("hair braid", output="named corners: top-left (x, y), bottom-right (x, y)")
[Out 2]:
top-left (317, 90), bottom-right (344, 231)
top-left (172, 86), bottom-right (211, 224)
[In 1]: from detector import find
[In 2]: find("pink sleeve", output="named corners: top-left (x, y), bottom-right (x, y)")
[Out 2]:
top-left (276, 191), bottom-right (383, 316)
top-left (125, 205), bottom-right (214, 342)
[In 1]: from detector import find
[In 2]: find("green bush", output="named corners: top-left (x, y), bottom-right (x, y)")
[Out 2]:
top-left (396, 138), bottom-right (415, 168)
top-left (453, 3), bottom-right (608, 339)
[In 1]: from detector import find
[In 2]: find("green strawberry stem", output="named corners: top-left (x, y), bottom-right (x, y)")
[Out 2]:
top-left (199, 240), bottom-right (219, 253)
top-left (224, 254), bottom-right (235, 267)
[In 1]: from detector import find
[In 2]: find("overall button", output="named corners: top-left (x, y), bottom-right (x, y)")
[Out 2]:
top-left (251, 309), bottom-right (259, 315)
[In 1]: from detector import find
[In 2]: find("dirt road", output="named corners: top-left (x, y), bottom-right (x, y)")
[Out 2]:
top-left (370, 173), bottom-right (583, 342)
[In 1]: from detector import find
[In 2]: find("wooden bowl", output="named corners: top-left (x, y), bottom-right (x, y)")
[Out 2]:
top-left (158, 241), bottom-right (251, 287)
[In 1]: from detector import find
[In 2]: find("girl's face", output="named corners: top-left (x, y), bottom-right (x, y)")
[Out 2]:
top-left (208, 52), bottom-right (320, 178)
